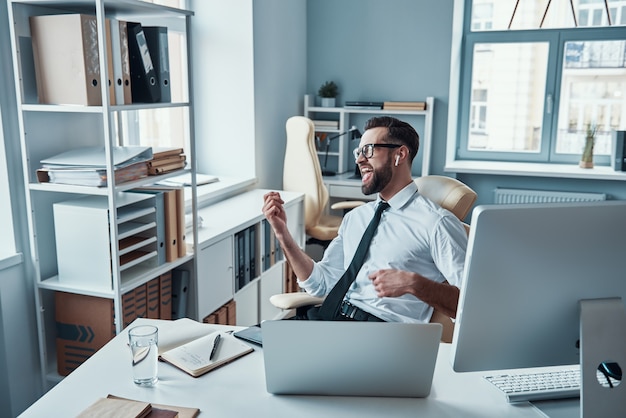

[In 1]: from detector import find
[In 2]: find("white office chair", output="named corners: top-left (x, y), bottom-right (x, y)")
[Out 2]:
top-left (271, 175), bottom-right (477, 343)
top-left (282, 116), bottom-right (364, 248)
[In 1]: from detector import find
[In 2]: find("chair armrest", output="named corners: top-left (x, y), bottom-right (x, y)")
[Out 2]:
top-left (330, 200), bottom-right (365, 211)
top-left (269, 293), bottom-right (325, 310)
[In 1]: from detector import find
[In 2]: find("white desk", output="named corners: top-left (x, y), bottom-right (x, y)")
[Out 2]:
top-left (20, 318), bottom-right (578, 417)
top-left (323, 172), bottom-right (373, 201)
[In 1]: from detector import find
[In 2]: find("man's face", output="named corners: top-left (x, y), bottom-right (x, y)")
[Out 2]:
top-left (356, 127), bottom-right (395, 196)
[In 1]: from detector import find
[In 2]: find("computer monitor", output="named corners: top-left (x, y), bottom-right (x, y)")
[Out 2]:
top-left (450, 201), bottom-right (626, 415)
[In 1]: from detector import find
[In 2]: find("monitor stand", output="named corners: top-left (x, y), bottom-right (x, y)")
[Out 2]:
top-left (579, 298), bottom-right (626, 418)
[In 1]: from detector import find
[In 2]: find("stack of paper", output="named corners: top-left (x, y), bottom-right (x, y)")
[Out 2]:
top-left (37, 146), bottom-right (152, 187)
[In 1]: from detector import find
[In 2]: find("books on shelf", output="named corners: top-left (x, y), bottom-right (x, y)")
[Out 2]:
top-left (37, 146), bottom-right (153, 186)
top-left (40, 161), bottom-right (148, 187)
top-left (383, 101), bottom-right (427, 111)
top-left (148, 147), bottom-right (186, 175)
top-left (344, 101), bottom-right (384, 110)
top-left (313, 119), bottom-right (339, 130)
top-left (158, 318), bottom-right (254, 378)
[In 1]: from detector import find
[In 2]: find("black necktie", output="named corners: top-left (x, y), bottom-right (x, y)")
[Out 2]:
top-left (317, 201), bottom-right (390, 320)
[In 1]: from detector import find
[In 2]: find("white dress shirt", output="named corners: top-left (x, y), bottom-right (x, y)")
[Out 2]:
top-left (299, 181), bottom-right (468, 323)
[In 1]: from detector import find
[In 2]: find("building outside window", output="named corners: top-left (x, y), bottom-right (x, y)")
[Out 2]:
top-left (458, 0), bottom-right (626, 166)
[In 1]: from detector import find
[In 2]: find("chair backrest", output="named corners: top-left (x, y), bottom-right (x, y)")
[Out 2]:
top-left (283, 116), bottom-right (329, 232)
top-left (414, 175), bottom-right (477, 223)
top-left (415, 175), bottom-right (477, 343)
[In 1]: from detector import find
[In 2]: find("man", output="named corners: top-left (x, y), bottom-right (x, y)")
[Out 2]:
top-left (262, 116), bottom-right (467, 322)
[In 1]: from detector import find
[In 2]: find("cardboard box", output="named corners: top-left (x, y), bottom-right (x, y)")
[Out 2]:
top-left (159, 271), bottom-right (173, 320)
top-left (56, 274), bottom-right (174, 375)
top-left (55, 292), bottom-right (115, 376)
top-left (203, 299), bottom-right (237, 325)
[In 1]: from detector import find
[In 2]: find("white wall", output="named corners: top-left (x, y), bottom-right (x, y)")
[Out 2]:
top-left (191, 0), bottom-right (257, 179)
top-left (191, 0), bottom-right (307, 189)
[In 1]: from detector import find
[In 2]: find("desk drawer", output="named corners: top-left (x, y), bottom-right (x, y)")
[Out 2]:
top-left (328, 184), bottom-right (374, 200)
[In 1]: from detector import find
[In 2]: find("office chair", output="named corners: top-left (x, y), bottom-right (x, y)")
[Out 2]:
top-left (271, 174), bottom-right (477, 343)
top-left (282, 116), bottom-right (365, 248)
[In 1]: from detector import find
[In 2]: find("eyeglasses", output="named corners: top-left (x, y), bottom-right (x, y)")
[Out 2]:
top-left (353, 143), bottom-right (401, 160)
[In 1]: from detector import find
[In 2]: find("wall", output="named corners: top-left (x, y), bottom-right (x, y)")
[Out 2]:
top-left (253, 0), bottom-right (308, 190)
top-left (306, 0), bottom-right (455, 177)
top-left (191, 0), bottom-right (307, 190)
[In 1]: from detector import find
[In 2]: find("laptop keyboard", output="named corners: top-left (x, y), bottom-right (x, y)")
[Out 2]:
top-left (484, 367), bottom-right (580, 402)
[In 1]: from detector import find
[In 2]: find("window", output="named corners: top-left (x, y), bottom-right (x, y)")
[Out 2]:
top-left (457, 0), bottom-right (626, 166)
top-left (125, 0), bottom-right (190, 153)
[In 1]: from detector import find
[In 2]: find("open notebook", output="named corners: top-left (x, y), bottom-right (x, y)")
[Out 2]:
top-left (261, 320), bottom-right (442, 397)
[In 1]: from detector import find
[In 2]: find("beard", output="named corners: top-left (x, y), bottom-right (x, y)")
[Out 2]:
top-left (361, 154), bottom-right (394, 195)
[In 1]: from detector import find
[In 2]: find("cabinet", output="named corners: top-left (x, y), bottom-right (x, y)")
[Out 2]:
top-left (7, 0), bottom-right (195, 387)
top-left (192, 189), bottom-right (304, 326)
top-left (304, 95), bottom-right (435, 177)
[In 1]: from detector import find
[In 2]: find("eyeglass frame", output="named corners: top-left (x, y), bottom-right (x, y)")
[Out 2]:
top-left (353, 143), bottom-right (401, 160)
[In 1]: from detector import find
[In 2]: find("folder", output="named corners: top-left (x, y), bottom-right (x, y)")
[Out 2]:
top-left (263, 220), bottom-right (271, 271)
top-left (147, 160), bottom-right (186, 175)
top-left (131, 188), bottom-right (166, 265)
top-left (244, 227), bottom-right (251, 286)
top-left (249, 225), bottom-right (257, 281)
top-left (104, 19), bottom-right (116, 105)
top-left (236, 230), bottom-right (246, 290)
top-left (40, 146), bottom-right (153, 169)
top-left (138, 185), bottom-right (183, 261)
top-left (127, 22), bottom-right (161, 103)
top-left (143, 26), bottom-right (171, 103)
top-left (30, 14), bottom-right (103, 106)
top-left (171, 269), bottom-right (189, 319)
top-left (109, 18), bottom-right (132, 105)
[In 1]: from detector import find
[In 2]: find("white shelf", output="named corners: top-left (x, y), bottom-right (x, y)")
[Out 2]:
top-left (304, 95), bottom-right (434, 176)
top-left (8, 0), bottom-right (196, 388)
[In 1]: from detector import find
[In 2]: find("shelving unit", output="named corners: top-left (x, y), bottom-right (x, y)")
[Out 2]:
top-left (192, 189), bottom-right (304, 327)
top-left (304, 95), bottom-right (435, 176)
top-left (7, 0), bottom-right (196, 387)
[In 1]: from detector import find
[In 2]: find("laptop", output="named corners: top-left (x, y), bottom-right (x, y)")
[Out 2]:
top-left (261, 320), bottom-right (442, 397)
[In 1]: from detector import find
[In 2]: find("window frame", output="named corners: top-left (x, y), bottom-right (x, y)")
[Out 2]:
top-left (454, 0), bottom-right (625, 167)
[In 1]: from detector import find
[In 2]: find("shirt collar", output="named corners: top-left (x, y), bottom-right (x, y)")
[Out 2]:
top-left (377, 181), bottom-right (418, 210)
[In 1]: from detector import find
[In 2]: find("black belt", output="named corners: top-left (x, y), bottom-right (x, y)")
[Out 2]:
top-left (339, 300), bottom-right (385, 322)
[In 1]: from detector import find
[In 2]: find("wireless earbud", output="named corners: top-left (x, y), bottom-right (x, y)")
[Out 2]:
top-left (395, 155), bottom-right (400, 166)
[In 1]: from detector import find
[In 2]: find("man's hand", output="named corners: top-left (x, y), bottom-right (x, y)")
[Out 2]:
top-left (369, 269), bottom-right (460, 318)
top-left (263, 191), bottom-right (287, 236)
top-left (369, 269), bottom-right (418, 298)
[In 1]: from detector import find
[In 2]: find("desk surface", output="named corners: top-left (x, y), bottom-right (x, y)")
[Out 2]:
top-left (20, 318), bottom-right (578, 417)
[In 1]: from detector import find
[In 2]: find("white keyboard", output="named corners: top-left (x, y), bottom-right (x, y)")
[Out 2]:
top-left (484, 368), bottom-right (580, 402)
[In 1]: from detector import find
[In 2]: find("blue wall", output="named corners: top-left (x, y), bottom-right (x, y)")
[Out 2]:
top-left (306, 0), bottom-right (454, 177)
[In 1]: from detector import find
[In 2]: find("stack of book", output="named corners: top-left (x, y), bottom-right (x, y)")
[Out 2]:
top-left (37, 146), bottom-right (152, 187)
top-left (77, 394), bottom-right (199, 417)
top-left (383, 101), bottom-right (427, 111)
top-left (147, 147), bottom-right (186, 175)
top-left (313, 119), bottom-right (339, 130)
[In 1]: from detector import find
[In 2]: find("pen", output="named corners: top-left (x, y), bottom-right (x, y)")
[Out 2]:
top-left (209, 334), bottom-right (221, 360)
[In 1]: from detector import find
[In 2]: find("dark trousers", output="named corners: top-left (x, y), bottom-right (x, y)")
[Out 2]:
top-left (294, 304), bottom-right (384, 322)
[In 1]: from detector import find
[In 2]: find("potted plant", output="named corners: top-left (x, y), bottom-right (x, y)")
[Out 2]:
top-left (579, 123), bottom-right (597, 168)
top-left (318, 81), bottom-right (338, 107)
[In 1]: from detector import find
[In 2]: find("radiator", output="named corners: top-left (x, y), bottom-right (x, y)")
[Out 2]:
top-left (494, 188), bottom-right (607, 204)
